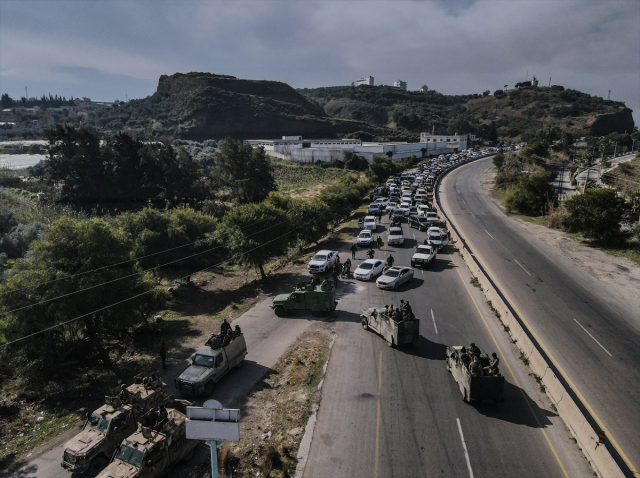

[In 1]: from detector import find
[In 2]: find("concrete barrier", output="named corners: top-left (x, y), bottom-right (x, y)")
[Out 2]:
top-left (434, 158), bottom-right (626, 478)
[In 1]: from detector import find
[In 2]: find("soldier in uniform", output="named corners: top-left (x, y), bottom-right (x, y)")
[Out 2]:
top-left (469, 356), bottom-right (483, 376)
top-left (159, 342), bottom-right (168, 370)
top-left (234, 324), bottom-right (242, 337)
top-left (392, 306), bottom-right (402, 322)
top-left (221, 318), bottom-right (231, 335)
top-left (156, 405), bottom-right (168, 426)
top-left (468, 343), bottom-right (481, 357)
top-left (484, 353), bottom-right (500, 375)
top-left (386, 254), bottom-right (395, 268)
top-left (321, 278), bottom-right (330, 291)
top-left (350, 243), bottom-right (357, 260)
top-left (459, 346), bottom-right (471, 367)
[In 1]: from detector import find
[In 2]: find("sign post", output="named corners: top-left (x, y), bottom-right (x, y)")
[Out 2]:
top-left (186, 399), bottom-right (240, 478)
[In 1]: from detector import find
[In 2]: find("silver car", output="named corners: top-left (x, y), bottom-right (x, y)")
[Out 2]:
top-left (376, 266), bottom-right (414, 290)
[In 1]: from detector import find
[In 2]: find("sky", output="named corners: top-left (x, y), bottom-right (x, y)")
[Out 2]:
top-left (1, 0), bottom-right (639, 125)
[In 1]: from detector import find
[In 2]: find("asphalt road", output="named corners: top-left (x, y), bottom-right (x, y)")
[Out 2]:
top-left (439, 157), bottom-right (640, 475)
top-left (3, 288), bottom-right (318, 478)
top-left (302, 213), bottom-right (591, 477)
top-left (575, 153), bottom-right (636, 189)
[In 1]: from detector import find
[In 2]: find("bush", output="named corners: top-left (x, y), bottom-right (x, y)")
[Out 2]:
top-left (562, 189), bottom-right (626, 242)
top-left (1, 222), bottom-right (47, 258)
top-left (503, 171), bottom-right (557, 215)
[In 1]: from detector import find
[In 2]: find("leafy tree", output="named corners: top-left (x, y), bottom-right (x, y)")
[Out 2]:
top-left (368, 156), bottom-right (397, 182)
top-left (487, 121), bottom-right (498, 142)
top-left (0, 217), bottom-right (169, 376)
top-left (343, 151), bottom-right (369, 171)
top-left (562, 189), bottom-right (626, 242)
top-left (483, 90), bottom-right (490, 97)
top-left (216, 202), bottom-right (289, 280)
top-left (215, 138), bottom-right (276, 204)
top-left (504, 171), bottom-right (557, 215)
top-left (493, 152), bottom-right (505, 169)
top-left (494, 89), bottom-right (505, 99)
top-left (0, 93), bottom-right (13, 109)
top-left (264, 192), bottom-right (330, 246)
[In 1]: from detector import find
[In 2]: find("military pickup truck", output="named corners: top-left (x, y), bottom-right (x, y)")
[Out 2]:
top-left (61, 376), bottom-right (168, 475)
top-left (96, 400), bottom-right (197, 478)
top-left (175, 333), bottom-right (247, 396)
top-left (360, 306), bottom-right (420, 347)
top-left (446, 345), bottom-right (505, 402)
top-left (271, 282), bottom-right (338, 317)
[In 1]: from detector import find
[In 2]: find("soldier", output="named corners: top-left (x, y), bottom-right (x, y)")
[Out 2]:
top-left (384, 304), bottom-right (390, 319)
top-left (367, 248), bottom-right (375, 259)
top-left (159, 342), bottom-right (168, 370)
top-left (234, 324), bottom-right (242, 337)
top-left (332, 268), bottom-right (339, 287)
top-left (220, 318), bottom-right (231, 335)
top-left (386, 254), bottom-right (395, 268)
top-left (118, 384), bottom-right (129, 403)
top-left (321, 278), bottom-right (330, 291)
top-left (377, 236), bottom-right (383, 249)
top-left (484, 353), bottom-right (500, 375)
top-left (222, 331), bottom-right (231, 347)
top-left (156, 405), bottom-right (168, 426)
top-left (459, 346), bottom-right (471, 367)
top-left (468, 343), bottom-right (481, 357)
top-left (145, 408), bottom-right (158, 428)
top-left (350, 243), bottom-right (357, 260)
top-left (469, 356), bottom-right (483, 376)
top-left (392, 306), bottom-right (402, 322)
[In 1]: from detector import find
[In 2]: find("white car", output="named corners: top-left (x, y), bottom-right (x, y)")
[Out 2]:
top-left (362, 216), bottom-right (378, 231)
top-left (386, 201), bottom-right (399, 212)
top-left (307, 250), bottom-right (339, 274)
top-left (411, 244), bottom-right (436, 268)
top-left (374, 198), bottom-right (390, 209)
top-left (387, 227), bottom-right (405, 246)
top-left (425, 227), bottom-right (450, 250)
top-left (376, 266), bottom-right (415, 290)
top-left (399, 202), bottom-right (411, 216)
top-left (357, 229), bottom-right (374, 247)
top-left (368, 203), bottom-right (380, 215)
top-left (353, 259), bottom-right (385, 281)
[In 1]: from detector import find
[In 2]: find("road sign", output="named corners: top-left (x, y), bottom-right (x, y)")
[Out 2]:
top-left (185, 401), bottom-right (240, 442)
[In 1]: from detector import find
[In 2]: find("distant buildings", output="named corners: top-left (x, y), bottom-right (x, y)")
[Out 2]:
top-left (393, 80), bottom-right (407, 91)
top-left (419, 133), bottom-right (468, 151)
top-left (73, 97), bottom-right (115, 109)
top-left (356, 76), bottom-right (374, 86)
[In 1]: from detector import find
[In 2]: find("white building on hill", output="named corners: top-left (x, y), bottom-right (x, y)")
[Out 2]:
top-left (356, 76), bottom-right (374, 86)
top-left (393, 80), bottom-right (407, 91)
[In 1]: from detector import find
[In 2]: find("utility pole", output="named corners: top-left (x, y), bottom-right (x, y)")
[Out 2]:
top-left (608, 90), bottom-right (611, 100)
top-left (548, 77), bottom-right (551, 87)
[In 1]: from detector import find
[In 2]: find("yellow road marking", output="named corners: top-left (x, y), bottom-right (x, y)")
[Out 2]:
top-left (441, 177), bottom-right (639, 475)
top-left (374, 350), bottom-right (382, 478)
top-left (448, 252), bottom-right (570, 478)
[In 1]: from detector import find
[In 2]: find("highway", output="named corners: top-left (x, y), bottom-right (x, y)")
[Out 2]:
top-left (439, 157), bottom-right (640, 475)
top-left (301, 213), bottom-right (591, 477)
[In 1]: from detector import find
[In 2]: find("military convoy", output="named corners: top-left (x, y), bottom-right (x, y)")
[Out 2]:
top-left (361, 306), bottom-right (420, 347)
top-left (271, 281), bottom-right (337, 316)
top-left (446, 345), bottom-right (505, 402)
top-left (61, 376), bottom-right (168, 475)
top-left (95, 397), bottom-right (197, 478)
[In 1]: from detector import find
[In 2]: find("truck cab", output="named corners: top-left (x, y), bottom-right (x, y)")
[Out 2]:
top-left (175, 334), bottom-right (247, 396)
top-left (272, 282), bottom-right (337, 317)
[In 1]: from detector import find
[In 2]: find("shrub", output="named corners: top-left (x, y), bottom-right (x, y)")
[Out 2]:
top-left (562, 189), bottom-right (626, 242)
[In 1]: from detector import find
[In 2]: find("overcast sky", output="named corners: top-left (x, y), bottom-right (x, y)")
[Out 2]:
top-left (1, 0), bottom-right (639, 124)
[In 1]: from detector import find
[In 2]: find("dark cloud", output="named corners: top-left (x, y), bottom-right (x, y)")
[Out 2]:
top-left (1, 0), bottom-right (638, 123)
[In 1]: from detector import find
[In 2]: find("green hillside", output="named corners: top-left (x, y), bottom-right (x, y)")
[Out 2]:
top-left (298, 85), bottom-right (634, 141)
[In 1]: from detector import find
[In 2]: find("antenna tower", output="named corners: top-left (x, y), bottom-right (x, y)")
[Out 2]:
top-left (608, 90), bottom-right (611, 100)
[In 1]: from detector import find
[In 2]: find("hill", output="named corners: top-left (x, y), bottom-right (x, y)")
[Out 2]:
top-left (91, 72), bottom-right (415, 142)
top-left (297, 85), bottom-right (635, 141)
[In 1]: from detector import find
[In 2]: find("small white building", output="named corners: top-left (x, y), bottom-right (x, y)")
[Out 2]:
top-left (393, 80), bottom-right (407, 91)
top-left (356, 76), bottom-right (374, 86)
top-left (419, 133), bottom-right (468, 151)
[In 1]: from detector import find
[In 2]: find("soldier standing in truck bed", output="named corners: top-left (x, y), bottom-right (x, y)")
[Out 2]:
top-left (469, 356), bottom-right (483, 376)
top-left (468, 343), bottom-right (481, 357)
top-left (221, 318), bottom-right (231, 335)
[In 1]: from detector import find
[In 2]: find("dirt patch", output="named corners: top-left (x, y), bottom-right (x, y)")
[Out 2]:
top-left (480, 167), bottom-right (640, 310)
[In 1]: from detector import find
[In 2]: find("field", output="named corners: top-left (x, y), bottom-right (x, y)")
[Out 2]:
top-left (270, 158), bottom-right (349, 199)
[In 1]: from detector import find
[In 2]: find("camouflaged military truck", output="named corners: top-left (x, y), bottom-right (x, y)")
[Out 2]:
top-left (61, 376), bottom-right (168, 475)
top-left (96, 399), bottom-right (197, 478)
top-left (360, 306), bottom-right (420, 347)
top-left (271, 281), bottom-right (338, 317)
top-left (446, 345), bottom-right (505, 402)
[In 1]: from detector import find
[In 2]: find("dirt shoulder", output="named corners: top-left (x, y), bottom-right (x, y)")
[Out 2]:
top-left (481, 167), bottom-right (640, 310)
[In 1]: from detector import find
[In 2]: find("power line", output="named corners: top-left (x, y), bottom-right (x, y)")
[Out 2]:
top-left (0, 215), bottom-right (300, 316)
top-left (0, 211), bottom-right (324, 348)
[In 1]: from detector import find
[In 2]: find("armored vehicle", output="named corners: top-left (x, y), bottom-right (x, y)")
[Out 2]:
top-left (175, 333), bottom-right (247, 396)
top-left (271, 282), bottom-right (337, 317)
top-left (61, 376), bottom-right (168, 475)
top-left (96, 400), bottom-right (197, 478)
top-left (446, 345), bottom-right (505, 402)
top-left (360, 306), bottom-right (420, 347)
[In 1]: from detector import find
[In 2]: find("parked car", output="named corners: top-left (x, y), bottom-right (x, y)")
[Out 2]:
top-left (387, 227), bottom-right (405, 246)
top-left (307, 250), bottom-right (340, 273)
top-left (357, 229), bottom-right (374, 247)
top-left (411, 245), bottom-right (436, 268)
top-left (409, 215), bottom-right (431, 231)
top-left (353, 259), bottom-right (385, 281)
top-left (376, 266), bottom-right (415, 290)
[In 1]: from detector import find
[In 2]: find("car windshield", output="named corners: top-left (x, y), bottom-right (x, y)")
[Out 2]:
top-left (193, 354), bottom-right (215, 368)
top-left (358, 263), bottom-right (374, 270)
top-left (116, 445), bottom-right (145, 468)
top-left (312, 254), bottom-right (327, 261)
top-left (417, 246), bottom-right (431, 253)
top-left (360, 231), bottom-right (371, 237)
top-left (419, 218), bottom-right (428, 223)
top-left (390, 229), bottom-right (402, 235)
top-left (88, 415), bottom-right (110, 433)
top-left (383, 270), bottom-right (401, 277)
top-left (429, 233), bottom-right (441, 239)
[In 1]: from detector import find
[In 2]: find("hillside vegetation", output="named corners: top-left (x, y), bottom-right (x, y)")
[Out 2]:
top-left (298, 85), bottom-right (634, 141)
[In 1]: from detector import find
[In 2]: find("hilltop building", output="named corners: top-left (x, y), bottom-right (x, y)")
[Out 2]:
top-left (356, 76), bottom-right (374, 86)
top-left (393, 80), bottom-right (407, 91)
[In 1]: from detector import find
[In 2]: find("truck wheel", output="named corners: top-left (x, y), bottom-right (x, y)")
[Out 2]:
top-left (204, 381), bottom-right (215, 396)
top-left (274, 306), bottom-right (285, 317)
top-left (88, 455), bottom-right (108, 476)
top-left (361, 319), bottom-right (369, 330)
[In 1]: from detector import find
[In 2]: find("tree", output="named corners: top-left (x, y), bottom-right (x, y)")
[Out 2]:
top-left (562, 189), bottom-right (626, 242)
top-left (368, 156), bottom-right (398, 183)
top-left (215, 138), bottom-right (276, 204)
top-left (493, 152), bottom-right (505, 169)
top-left (504, 171), bottom-right (557, 215)
top-left (494, 89), bottom-right (505, 99)
top-left (421, 85), bottom-right (428, 91)
top-left (487, 121), bottom-right (498, 143)
top-left (1, 93), bottom-right (14, 109)
top-left (217, 202), bottom-right (289, 280)
top-left (343, 151), bottom-right (369, 171)
top-left (483, 90), bottom-right (490, 97)
top-left (0, 217), bottom-right (169, 376)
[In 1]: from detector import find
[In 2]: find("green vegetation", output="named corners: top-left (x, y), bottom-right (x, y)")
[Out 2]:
top-left (270, 159), bottom-right (349, 195)
top-left (562, 189), bottom-right (627, 242)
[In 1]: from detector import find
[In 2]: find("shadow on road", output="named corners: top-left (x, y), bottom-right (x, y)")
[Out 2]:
top-left (471, 381), bottom-right (559, 428)
top-left (398, 278), bottom-right (425, 291)
top-left (397, 335), bottom-right (447, 361)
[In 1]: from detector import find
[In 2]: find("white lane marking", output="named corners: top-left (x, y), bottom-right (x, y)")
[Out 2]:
top-left (514, 259), bottom-right (532, 276)
top-left (457, 418), bottom-right (474, 478)
top-left (574, 319), bottom-right (612, 357)
top-left (413, 233), bottom-right (416, 240)
top-left (431, 309), bottom-right (438, 334)
top-left (484, 229), bottom-right (494, 239)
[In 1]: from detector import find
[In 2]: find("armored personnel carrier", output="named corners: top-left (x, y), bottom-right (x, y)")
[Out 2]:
top-left (271, 281), bottom-right (337, 317)
top-left (96, 399), bottom-right (197, 478)
top-left (360, 306), bottom-right (420, 347)
top-left (61, 376), bottom-right (168, 475)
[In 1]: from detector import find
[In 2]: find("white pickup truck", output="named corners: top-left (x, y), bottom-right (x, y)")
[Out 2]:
top-left (425, 227), bottom-right (450, 250)
top-left (411, 244), bottom-right (436, 268)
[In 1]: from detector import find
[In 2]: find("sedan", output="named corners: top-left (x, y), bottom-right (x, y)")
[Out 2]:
top-left (353, 259), bottom-right (385, 281)
top-left (376, 266), bottom-right (415, 290)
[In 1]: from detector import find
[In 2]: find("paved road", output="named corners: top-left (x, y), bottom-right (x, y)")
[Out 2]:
top-left (440, 157), bottom-right (640, 475)
top-left (3, 288), bottom-right (317, 478)
top-left (302, 214), bottom-right (591, 477)
top-left (575, 153), bottom-right (636, 189)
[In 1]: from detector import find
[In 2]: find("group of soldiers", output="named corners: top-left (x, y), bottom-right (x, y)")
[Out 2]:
top-left (115, 375), bottom-right (163, 404)
top-left (142, 404), bottom-right (169, 429)
top-left (205, 319), bottom-right (242, 349)
top-left (382, 299), bottom-right (414, 322)
top-left (458, 344), bottom-right (500, 377)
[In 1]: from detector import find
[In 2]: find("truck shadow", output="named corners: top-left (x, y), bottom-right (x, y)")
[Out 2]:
top-left (469, 381), bottom-right (559, 428)
top-left (396, 335), bottom-right (447, 361)
top-left (428, 258), bottom-right (456, 272)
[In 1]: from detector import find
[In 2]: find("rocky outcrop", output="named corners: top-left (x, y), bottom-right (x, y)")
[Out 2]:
top-left (589, 108), bottom-right (635, 136)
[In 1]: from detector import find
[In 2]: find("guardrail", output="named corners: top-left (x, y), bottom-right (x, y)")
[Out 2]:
top-left (433, 156), bottom-right (628, 478)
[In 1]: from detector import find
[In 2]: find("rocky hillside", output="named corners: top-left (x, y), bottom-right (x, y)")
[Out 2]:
top-left (298, 85), bottom-right (634, 141)
top-left (92, 72), bottom-right (414, 141)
